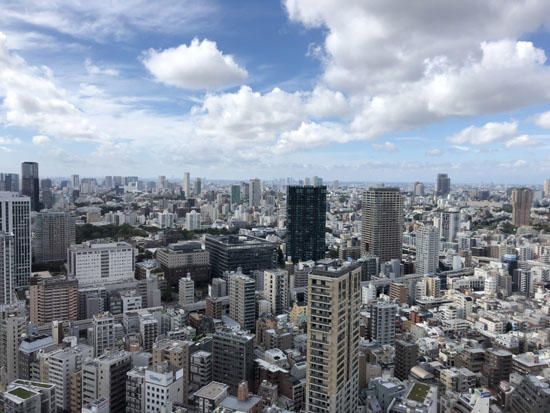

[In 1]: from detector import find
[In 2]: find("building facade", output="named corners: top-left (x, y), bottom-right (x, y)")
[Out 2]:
top-left (33, 212), bottom-right (76, 264)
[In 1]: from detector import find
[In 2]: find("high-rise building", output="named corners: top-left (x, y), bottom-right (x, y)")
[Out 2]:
top-left (511, 187), bottom-right (533, 227)
top-left (231, 184), bottom-right (241, 205)
top-left (306, 261), bottom-right (361, 413)
top-left (544, 179), bottom-right (550, 197)
top-left (183, 172), bottom-right (191, 197)
top-left (144, 363), bottom-right (184, 411)
top-left (312, 176), bottom-right (323, 187)
top-left (70, 174), bottom-right (80, 189)
top-left (0, 233), bottom-right (15, 305)
top-left (413, 181), bottom-right (425, 196)
top-left (0, 173), bottom-right (19, 192)
top-left (190, 350), bottom-right (212, 392)
top-left (361, 187), bottom-right (403, 262)
top-left (29, 273), bottom-right (78, 325)
top-left (482, 348), bottom-right (512, 390)
top-left (229, 273), bottom-right (256, 332)
top-left (21, 162), bottom-right (40, 211)
top-left (0, 305), bottom-right (26, 383)
top-left (249, 178), bottom-right (261, 207)
top-left (126, 367), bottom-right (145, 413)
top-left (286, 185), bottom-right (327, 263)
top-left (439, 211), bottom-right (459, 242)
top-left (156, 241), bottom-right (210, 287)
top-left (263, 269), bottom-right (289, 315)
top-left (370, 301), bottom-right (397, 345)
top-left (93, 312), bottom-right (115, 357)
top-left (67, 241), bottom-right (135, 287)
top-left (212, 329), bottom-right (255, 395)
top-left (435, 173), bottom-right (451, 198)
top-left (416, 225), bottom-right (440, 275)
top-left (82, 350), bottom-right (132, 412)
top-left (194, 177), bottom-right (202, 196)
top-left (394, 340), bottom-right (419, 381)
top-left (0, 192), bottom-right (31, 288)
top-left (179, 274), bottom-right (194, 306)
top-left (152, 339), bottom-right (193, 402)
top-left (509, 375), bottom-right (550, 413)
top-left (104, 176), bottom-right (113, 189)
top-left (33, 211), bottom-right (76, 264)
top-left (18, 334), bottom-right (55, 381)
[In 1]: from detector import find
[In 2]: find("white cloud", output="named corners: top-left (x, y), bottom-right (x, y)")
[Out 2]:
top-left (85, 59), bottom-right (118, 76)
top-left (142, 38), bottom-right (248, 90)
top-left (451, 145), bottom-right (471, 152)
top-left (426, 148), bottom-right (442, 156)
top-left (447, 121), bottom-right (518, 145)
top-left (32, 135), bottom-right (51, 146)
top-left (534, 110), bottom-right (550, 129)
top-left (372, 141), bottom-right (398, 152)
top-left (505, 135), bottom-right (538, 148)
top-left (0, 136), bottom-right (21, 145)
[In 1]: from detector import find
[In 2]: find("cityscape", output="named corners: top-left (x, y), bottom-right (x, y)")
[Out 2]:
top-left (2, 1), bottom-right (550, 413)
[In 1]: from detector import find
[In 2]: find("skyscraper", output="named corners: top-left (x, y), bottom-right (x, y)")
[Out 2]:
top-left (414, 181), bottom-right (425, 196)
top-left (70, 174), bottom-right (80, 189)
top-left (361, 187), bottom-right (404, 263)
top-left (249, 178), bottom-right (261, 207)
top-left (0, 192), bottom-right (31, 288)
top-left (0, 233), bottom-right (14, 305)
top-left (0, 173), bottom-right (19, 192)
top-left (544, 179), bottom-right (550, 197)
top-left (416, 225), bottom-right (440, 275)
top-left (229, 273), bottom-right (256, 332)
top-left (33, 211), bottom-right (76, 264)
top-left (183, 172), bottom-right (191, 197)
top-left (195, 177), bottom-right (202, 196)
top-left (435, 173), bottom-right (451, 198)
top-left (286, 185), bottom-right (327, 263)
top-left (439, 210), bottom-right (459, 242)
top-left (306, 262), bottom-right (361, 413)
top-left (511, 187), bottom-right (533, 227)
top-left (21, 162), bottom-right (40, 211)
top-left (231, 184), bottom-right (241, 205)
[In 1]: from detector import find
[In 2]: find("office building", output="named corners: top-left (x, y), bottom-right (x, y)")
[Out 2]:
top-left (394, 340), bottom-right (419, 381)
top-left (416, 225), bottom-right (440, 275)
top-left (414, 181), bottom-right (425, 196)
top-left (306, 261), bottom-right (361, 413)
top-left (18, 334), bottom-right (54, 381)
top-left (126, 367), bottom-right (146, 413)
top-left (263, 269), bottom-right (289, 315)
top-left (361, 187), bottom-right (403, 262)
top-left (212, 329), bottom-right (255, 395)
top-left (190, 351), bottom-right (212, 392)
top-left (21, 162), bottom-right (40, 211)
top-left (435, 173), bottom-right (451, 198)
top-left (0, 173), bottom-right (19, 192)
top-left (231, 184), bottom-right (241, 205)
top-left (229, 273), bottom-right (256, 332)
top-left (32, 212), bottom-right (76, 264)
top-left (389, 282), bottom-right (407, 304)
top-left (82, 350), bottom-right (132, 412)
top-left (511, 187), bottom-right (533, 226)
top-left (152, 339), bottom-right (195, 403)
top-left (0, 307), bottom-right (26, 383)
top-left (195, 381), bottom-right (229, 413)
top-left (156, 241), bottom-right (210, 286)
top-left (0, 192), bottom-right (31, 288)
top-left (249, 178), bottom-right (261, 207)
top-left (205, 234), bottom-right (276, 278)
top-left (93, 312), bottom-right (115, 357)
top-left (4, 380), bottom-right (56, 413)
top-left (439, 211), bottom-right (459, 242)
top-left (144, 363), bottom-right (184, 412)
top-left (286, 185), bottom-right (327, 263)
top-left (370, 301), bottom-right (397, 345)
top-left (312, 176), bottom-right (323, 187)
top-left (0, 233), bottom-right (15, 305)
top-left (195, 177), bottom-right (202, 196)
top-left (185, 210), bottom-right (202, 230)
top-left (179, 274), bottom-right (194, 306)
top-left (482, 348), bottom-right (512, 390)
top-left (29, 273), bottom-right (78, 325)
top-left (509, 375), bottom-right (550, 413)
top-left (67, 241), bottom-right (135, 287)
top-left (183, 172), bottom-right (191, 197)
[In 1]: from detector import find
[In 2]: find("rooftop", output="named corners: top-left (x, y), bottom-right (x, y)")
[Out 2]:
top-left (195, 381), bottom-right (229, 399)
top-left (407, 382), bottom-right (431, 403)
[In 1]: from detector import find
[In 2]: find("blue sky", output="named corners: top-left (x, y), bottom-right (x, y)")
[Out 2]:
top-left (2, 0), bottom-right (550, 183)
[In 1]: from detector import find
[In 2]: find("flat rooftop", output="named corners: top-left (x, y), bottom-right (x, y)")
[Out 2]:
top-left (195, 381), bottom-right (229, 399)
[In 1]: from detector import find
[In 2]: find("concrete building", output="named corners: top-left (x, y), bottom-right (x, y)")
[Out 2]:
top-left (212, 329), bottom-right (255, 395)
top-left (82, 350), bottom-right (132, 413)
top-left (205, 235), bottom-right (276, 278)
top-left (156, 241), bottom-right (210, 287)
top-left (509, 375), bottom-right (550, 413)
top-left (416, 226), bottom-right (440, 275)
top-left (0, 232), bottom-right (15, 305)
top-left (194, 177), bottom-right (202, 196)
top-left (262, 269), bottom-right (289, 316)
top-left (439, 211), bottom-right (459, 242)
top-left (18, 334), bottom-right (55, 381)
top-left (190, 351), bottom-right (212, 393)
top-left (152, 339), bottom-right (194, 403)
top-left (229, 273), bottom-right (256, 332)
top-left (144, 362), bottom-right (184, 412)
top-left (126, 367), bottom-right (146, 413)
top-left (0, 306), bottom-right (26, 383)
top-left (361, 187), bottom-right (403, 262)
top-left (394, 340), bottom-right (419, 381)
top-left (4, 380), bottom-right (56, 413)
top-left (435, 173), bottom-right (451, 198)
top-left (32, 212), bottom-right (75, 264)
top-left (183, 172), bottom-right (191, 198)
top-left (511, 187), bottom-right (533, 227)
top-left (370, 301), bottom-right (397, 345)
top-left (29, 272), bottom-right (78, 325)
top-left (21, 162), bottom-right (39, 212)
top-left (306, 261), bottom-right (361, 413)
top-left (206, 296), bottom-right (224, 319)
top-left (0, 192), bottom-right (31, 288)
top-left (195, 381), bottom-right (229, 413)
top-left (482, 348), bottom-right (512, 390)
top-left (179, 274), bottom-right (195, 307)
top-left (0, 173), bottom-right (19, 192)
top-left (249, 178), bottom-right (261, 207)
top-left (93, 312), bottom-right (115, 357)
top-left (67, 241), bottom-right (135, 287)
top-left (231, 184), bottom-right (241, 205)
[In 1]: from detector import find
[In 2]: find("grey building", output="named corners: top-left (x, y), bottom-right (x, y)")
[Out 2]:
top-left (18, 334), bottom-right (55, 381)
top-left (509, 375), bottom-right (550, 413)
top-left (205, 234), bottom-right (276, 278)
top-left (435, 173), bottom-right (451, 198)
top-left (21, 162), bottom-right (39, 211)
top-left (394, 340), bottom-right (419, 381)
top-left (0, 173), bottom-right (19, 192)
top-left (370, 301), bottom-right (397, 345)
top-left (33, 211), bottom-right (76, 264)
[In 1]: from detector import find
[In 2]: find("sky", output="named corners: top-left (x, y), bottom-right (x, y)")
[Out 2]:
top-left (2, 1), bottom-right (550, 183)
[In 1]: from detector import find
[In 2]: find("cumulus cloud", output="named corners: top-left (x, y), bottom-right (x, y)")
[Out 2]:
top-left (505, 135), bottom-right (538, 148)
top-left (372, 141), bottom-right (398, 152)
top-left (32, 135), bottom-right (51, 146)
top-left (142, 38), bottom-right (248, 90)
top-left (534, 110), bottom-right (550, 129)
top-left (426, 149), bottom-right (442, 157)
top-left (447, 121), bottom-right (518, 145)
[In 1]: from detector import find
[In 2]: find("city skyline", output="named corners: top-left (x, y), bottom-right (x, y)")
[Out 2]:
top-left (1, 1), bottom-right (550, 182)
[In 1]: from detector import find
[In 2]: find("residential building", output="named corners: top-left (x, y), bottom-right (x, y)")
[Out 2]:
top-left (509, 375), bottom-right (550, 413)
top-left (439, 211), bottom-right (459, 242)
top-left (29, 272), bottom-right (78, 325)
top-left (18, 334), bottom-right (55, 381)
top-left (190, 351), bottom-right (212, 393)
top-left (511, 187), bottom-right (533, 226)
top-left (0, 306), bottom-right (26, 383)
top-left (195, 381), bottom-right (229, 413)
top-left (183, 172), bottom-right (191, 197)
top-left (93, 312), bottom-right (115, 357)
top-left (394, 340), bottom-right (419, 381)
top-left (416, 226), bottom-right (440, 275)
top-left (370, 301), bottom-right (397, 345)
top-left (32, 212), bottom-right (76, 264)
top-left (126, 367), bottom-right (146, 413)
top-left (179, 274), bottom-right (195, 306)
top-left (263, 269), bottom-right (289, 315)
top-left (229, 273), bottom-right (256, 332)
top-left (249, 178), bottom-right (261, 207)
top-left (0, 232), bottom-right (15, 305)
top-left (482, 348), bottom-right (512, 390)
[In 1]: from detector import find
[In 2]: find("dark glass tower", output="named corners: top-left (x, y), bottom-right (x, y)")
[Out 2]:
top-left (286, 185), bottom-right (326, 263)
top-left (21, 162), bottom-right (40, 211)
